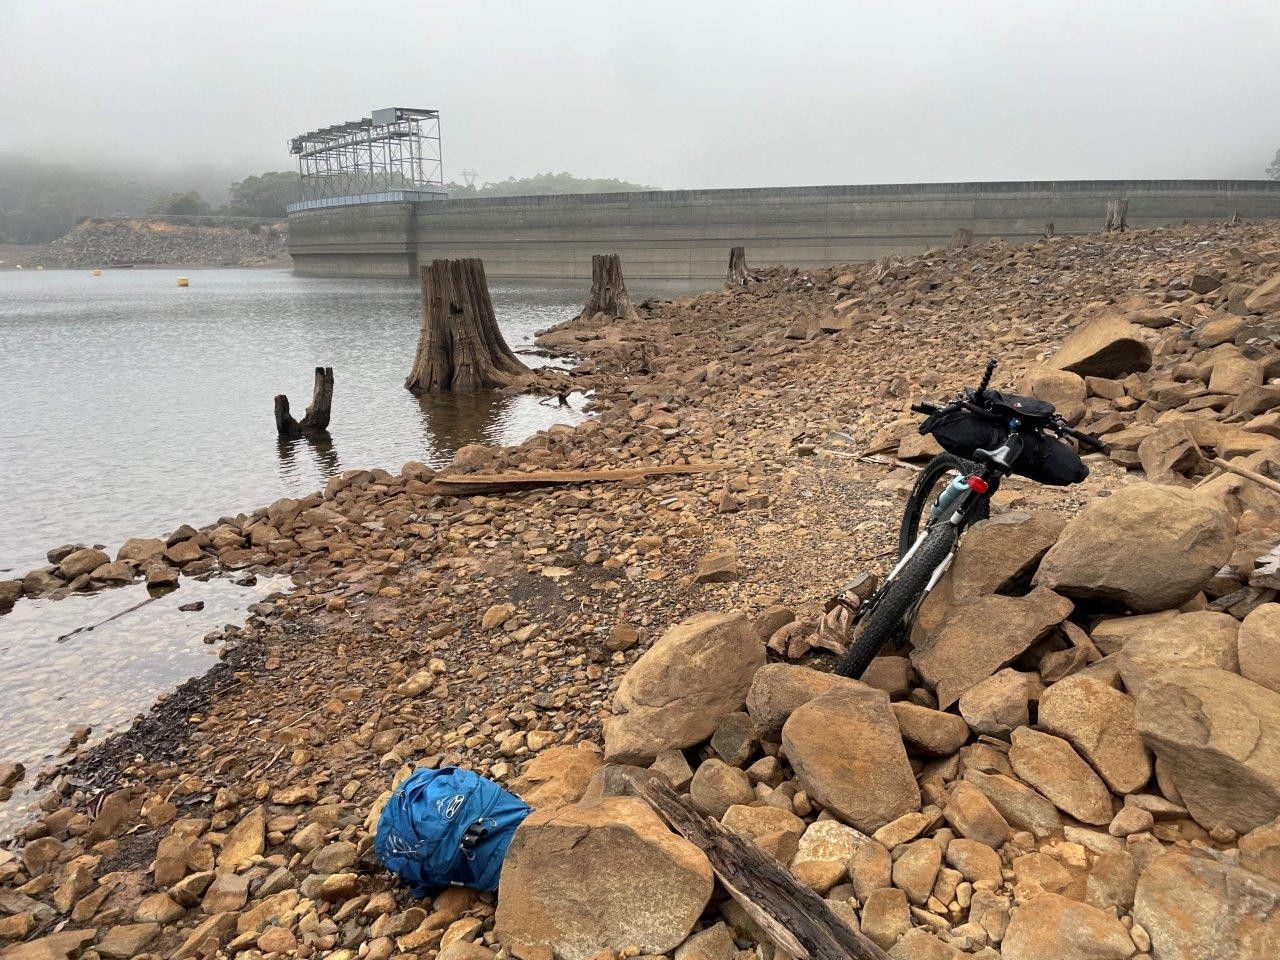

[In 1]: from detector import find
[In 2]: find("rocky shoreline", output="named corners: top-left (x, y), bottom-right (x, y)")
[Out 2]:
top-left (11, 218), bottom-right (290, 270)
top-left (2, 222), bottom-right (1279, 960)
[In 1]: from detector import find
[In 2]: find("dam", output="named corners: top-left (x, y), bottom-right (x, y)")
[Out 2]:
top-left (288, 178), bottom-right (1280, 281)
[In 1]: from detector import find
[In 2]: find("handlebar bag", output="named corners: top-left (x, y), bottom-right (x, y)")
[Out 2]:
top-left (919, 408), bottom-right (1007, 459)
top-left (1011, 432), bottom-right (1089, 486)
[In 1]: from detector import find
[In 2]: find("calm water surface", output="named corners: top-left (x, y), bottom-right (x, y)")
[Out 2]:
top-left (0, 268), bottom-right (594, 575)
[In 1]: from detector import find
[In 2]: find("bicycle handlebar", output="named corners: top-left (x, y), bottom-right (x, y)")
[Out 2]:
top-left (909, 397), bottom-right (1109, 453)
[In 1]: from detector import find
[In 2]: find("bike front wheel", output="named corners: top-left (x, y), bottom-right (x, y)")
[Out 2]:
top-left (835, 520), bottom-right (958, 679)
top-left (898, 453), bottom-right (988, 558)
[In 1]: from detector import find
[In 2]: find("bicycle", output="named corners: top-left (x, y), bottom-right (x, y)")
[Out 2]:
top-left (830, 358), bottom-right (1108, 680)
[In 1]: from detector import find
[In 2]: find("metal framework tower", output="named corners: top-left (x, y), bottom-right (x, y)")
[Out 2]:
top-left (288, 107), bottom-right (444, 210)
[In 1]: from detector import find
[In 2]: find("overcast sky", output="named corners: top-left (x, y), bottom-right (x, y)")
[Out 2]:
top-left (2, 0), bottom-right (1278, 188)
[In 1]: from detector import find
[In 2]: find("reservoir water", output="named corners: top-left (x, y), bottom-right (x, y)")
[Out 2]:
top-left (0, 268), bottom-right (593, 576)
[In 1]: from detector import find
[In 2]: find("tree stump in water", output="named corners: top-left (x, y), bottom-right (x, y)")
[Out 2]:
top-left (726, 246), bottom-right (751, 288)
top-left (580, 253), bottom-right (638, 320)
top-left (275, 366), bottom-right (334, 438)
top-left (406, 258), bottom-right (531, 393)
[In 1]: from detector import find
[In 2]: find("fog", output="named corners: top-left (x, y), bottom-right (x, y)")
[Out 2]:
top-left (3, 0), bottom-right (1278, 187)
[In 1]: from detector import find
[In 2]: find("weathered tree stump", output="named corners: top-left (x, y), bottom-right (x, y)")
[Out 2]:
top-left (1044, 221), bottom-right (1056, 238)
top-left (950, 227), bottom-right (973, 249)
top-left (1104, 198), bottom-right (1129, 233)
top-left (275, 366), bottom-right (334, 438)
top-left (580, 253), bottom-right (639, 320)
top-left (726, 246), bottom-right (751, 288)
top-left (406, 258), bottom-right (531, 393)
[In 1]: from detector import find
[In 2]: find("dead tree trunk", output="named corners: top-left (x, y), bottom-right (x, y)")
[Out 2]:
top-left (275, 366), bottom-right (334, 438)
top-left (580, 254), bottom-right (639, 320)
top-left (406, 258), bottom-right (531, 394)
top-left (725, 246), bottom-right (750, 288)
top-left (635, 779), bottom-right (889, 960)
top-left (1044, 221), bottom-right (1055, 238)
top-left (1105, 199), bottom-right (1129, 233)
top-left (950, 227), bottom-right (973, 249)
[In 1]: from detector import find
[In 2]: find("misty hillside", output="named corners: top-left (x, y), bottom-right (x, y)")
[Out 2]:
top-left (446, 171), bottom-right (654, 198)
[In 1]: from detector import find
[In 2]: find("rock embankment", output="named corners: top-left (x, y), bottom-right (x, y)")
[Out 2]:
top-left (30, 218), bottom-right (288, 269)
top-left (2, 221), bottom-right (1280, 960)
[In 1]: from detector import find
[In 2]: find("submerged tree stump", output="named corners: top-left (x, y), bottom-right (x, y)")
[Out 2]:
top-left (275, 366), bottom-right (334, 438)
top-left (580, 253), bottom-right (639, 321)
top-left (406, 258), bottom-right (531, 394)
top-left (726, 246), bottom-right (751, 288)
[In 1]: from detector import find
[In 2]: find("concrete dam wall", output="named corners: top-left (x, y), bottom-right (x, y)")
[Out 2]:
top-left (287, 179), bottom-right (1280, 281)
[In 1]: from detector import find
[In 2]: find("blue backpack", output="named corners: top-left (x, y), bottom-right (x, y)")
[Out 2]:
top-left (374, 766), bottom-right (532, 894)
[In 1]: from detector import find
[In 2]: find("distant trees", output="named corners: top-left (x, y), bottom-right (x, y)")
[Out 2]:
top-left (1268, 148), bottom-right (1280, 181)
top-left (229, 171), bottom-right (299, 217)
top-left (146, 191), bottom-right (213, 216)
top-left (444, 171), bottom-right (653, 199)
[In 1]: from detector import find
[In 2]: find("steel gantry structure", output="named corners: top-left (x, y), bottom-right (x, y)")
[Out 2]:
top-left (288, 107), bottom-right (445, 210)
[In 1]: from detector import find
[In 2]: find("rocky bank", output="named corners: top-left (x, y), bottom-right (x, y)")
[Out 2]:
top-left (3, 222), bottom-right (1280, 960)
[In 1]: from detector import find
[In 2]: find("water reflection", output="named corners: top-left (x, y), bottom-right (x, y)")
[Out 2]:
top-left (414, 388), bottom-right (590, 462)
top-left (276, 432), bottom-right (342, 479)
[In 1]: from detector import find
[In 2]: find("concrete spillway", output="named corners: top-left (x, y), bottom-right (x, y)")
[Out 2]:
top-left (287, 179), bottom-right (1280, 281)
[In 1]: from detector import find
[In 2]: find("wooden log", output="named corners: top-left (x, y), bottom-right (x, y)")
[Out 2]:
top-left (726, 246), bottom-right (751, 288)
top-left (275, 366), bottom-right (334, 438)
top-left (580, 253), bottom-right (639, 321)
top-left (427, 462), bottom-right (728, 496)
top-left (634, 779), bottom-right (889, 960)
top-left (406, 258), bottom-right (531, 394)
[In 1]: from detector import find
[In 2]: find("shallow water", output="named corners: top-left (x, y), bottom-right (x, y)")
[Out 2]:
top-left (0, 574), bottom-right (291, 833)
top-left (0, 268), bottom-right (596, 575)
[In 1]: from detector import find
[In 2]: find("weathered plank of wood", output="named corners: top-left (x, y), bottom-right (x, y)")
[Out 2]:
top-left (634, 778), bottom-right (890, 960)
top-left (406, 258), bottom-right (531, 393)
top-left (275, 366), bottom-right (334, 438)
top-left (427, 462), bottom-right (728, 496)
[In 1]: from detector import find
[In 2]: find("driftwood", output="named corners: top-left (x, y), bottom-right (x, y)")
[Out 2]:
top-left (406, 259), bottom-right (531, 393)
top-left (428, 462), bottom-right (727, 496)
top-left (726, 246), bottom-right (751, 287)
top-left (635, 779), bottom-right (889, 960)
top-left (275, 366), bottom-right (333, 438)
top-left (1208, 455), bottom-right (1280, 497)
top-left (1105, 198), bottom-right (1129, 233)
top-left (580, 253), bottom-right (639, 321)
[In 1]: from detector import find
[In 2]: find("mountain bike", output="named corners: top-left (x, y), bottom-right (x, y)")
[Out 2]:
top-left (831, 359), bottom-right (1107, 679)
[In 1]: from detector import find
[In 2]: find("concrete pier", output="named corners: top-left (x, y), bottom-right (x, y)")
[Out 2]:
top-left (287, 179), bottom-right (1280, 280)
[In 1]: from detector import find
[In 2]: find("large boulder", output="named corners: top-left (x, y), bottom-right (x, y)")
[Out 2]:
top-left (1135, 667), bottom-right (1280, 833)
top-left (1038, 674), bottom-right (1152, 794)
top-left (1023, 367), bottom-right (1087, 405)
top-left (1002, 892), bottom-right (1136, 960)
top-left (944, 511), bottom-right (1066, 600)
top-left (1133, 850), bottom-right (1280, 960)
top-left (1239, 604), bottom-right (1280, 695)
top-left (1008, 727), bottom-right (1114, 826)
top-left (510, 747), bottom-right (604, 812)
top-left (1244, 273), bottom-right (1280, 313)
top-left (910, 587), bottom-right (1073, 710)
top-left (1116, 611), bottom-right (1240, 697)
top-left (745, 663), bottom-right (861, 741)
top-left (57, 547), bottom-right (109, 579)
top-left (494, 798), bottom-right (713, 960)
top-left (604, 611), bottom-right (764, 764)
top-left (1049, 314), bottom-right (1152, 379)
top-left (1034, 484), bottom-right (1233, 613)
top-left (781, 685), bottom-right (920, 832)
